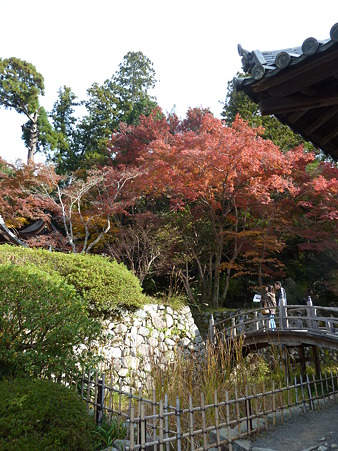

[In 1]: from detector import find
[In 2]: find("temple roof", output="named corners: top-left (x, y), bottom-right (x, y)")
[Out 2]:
top-left (234, 23), bottom-right (338, 161)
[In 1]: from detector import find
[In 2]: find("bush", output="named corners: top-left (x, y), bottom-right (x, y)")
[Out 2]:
top-left (0, 377), bottom-right (96, 451)
top-left (0, 263), bottom-right (100, 378)
top-left (0, 245), bottom-right (146, 317)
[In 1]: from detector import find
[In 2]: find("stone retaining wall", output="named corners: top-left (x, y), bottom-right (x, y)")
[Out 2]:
top-left (97, 304), bottom-right (203, 389)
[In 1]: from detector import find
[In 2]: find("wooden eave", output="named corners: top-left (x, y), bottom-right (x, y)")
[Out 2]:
top-left (235, 23), bottom-right (338, 161)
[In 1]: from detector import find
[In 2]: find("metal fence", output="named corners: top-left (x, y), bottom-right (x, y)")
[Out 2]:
top-left (81, 369), bottom-right (338, 451)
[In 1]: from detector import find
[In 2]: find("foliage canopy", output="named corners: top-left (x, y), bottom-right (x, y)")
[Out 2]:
top-left (0, 378), bottom-right (96, 451)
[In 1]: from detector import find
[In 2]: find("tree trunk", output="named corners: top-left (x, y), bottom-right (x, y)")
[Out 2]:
top-left (27, 112), bottom-right (38, 164)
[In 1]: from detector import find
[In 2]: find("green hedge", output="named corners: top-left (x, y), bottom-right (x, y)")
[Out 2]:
top-left (0, 378), bottom-right (96, 450)
top-left (0, 244), bottom-right (146, 317)
top-left (0, 263), bottom-right (100, 378)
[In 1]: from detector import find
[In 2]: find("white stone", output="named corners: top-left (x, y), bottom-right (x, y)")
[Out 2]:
top-left (137, 344), bottom-right (150, 356)
top-left (181, 306), bottom-right (191, 315)
top-left (143, 304), bottom-right (157, 313)
top-left (123, 355), bottom-right (139, 370)
top-left (138, 326), bottom-right (150, 337)
top-left (134, 309), bottom-right (147, 319)
top-left (110, 347), bottom-right (122, 358)
top-left (166, 313), bottom-right (174, 328)
top-left (135, 335), bottom-right (144, 346)
top-left (117, 368), bottom-right (129, 378)
top-left (115, 323), bottom-right (128, 334)
top-left (180, 337), bottom-right (191, 347)
top-left (112, 359), bottom-right (122, 371)
top-left (130, 326), bottom-right (138, 336)
top-left (143, 363), bottom-right (152, 373)
top-left (148, 337), bottom-right (158, 347)
top-left (151, 312), bottom-right (166, 329)
top-left (151, 328), bottom-right (159, 338)
top-left (165, 338), bottom-right (176, 347)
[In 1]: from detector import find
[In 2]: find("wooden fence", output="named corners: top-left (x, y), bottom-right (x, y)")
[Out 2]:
top-left (81, 369), bottom-right (338, 451)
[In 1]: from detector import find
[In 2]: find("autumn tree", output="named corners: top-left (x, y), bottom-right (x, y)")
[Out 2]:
top-left (110, 111), bottom-right (296, 306)
top-left (0, 158), bottom-right (58, 229)
top-left (40, 165), bottom-right (142, 253)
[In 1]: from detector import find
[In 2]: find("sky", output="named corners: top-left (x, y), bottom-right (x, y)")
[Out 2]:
top-left (0, 0), bottom-right (337, 164)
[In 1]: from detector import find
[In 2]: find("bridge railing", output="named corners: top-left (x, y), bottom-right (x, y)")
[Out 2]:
top-left (209, 305), bottom-right (338, 343)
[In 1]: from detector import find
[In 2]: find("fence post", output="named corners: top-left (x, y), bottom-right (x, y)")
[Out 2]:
top-left (331, 370), bottom-right (336, 403)
top-left (152, 389), bottom-right (158, 451)
top-left (96, 373), bottom-right (105, 426)
top-left (300, 374), bottom-right (306, 412)
top-left (129, 405), bottom-right (135, 451)
top-left (159, 400), bottom-right (164, 451)
top-left (201, 392), bottom-right (208, 451)
top-left (306, 374), bottom-right (314, 410)
top-left (140, 401), bottom-right (146, 451)
top-left (272, 381), bottom-right (276, 426)
top-left (94, 371), bottom-right (99, 423)
top-left (176, 396), bottom-right (182, 451)
top-left (189, 395), bottom-right (195, 451)
top-left (245, 385), bottom-right (252, 433)
top-left (164, 394), bottom-right (170, 451)
top-left (214, 390), bottom-right (221, 450)
top-left (86, 369), bottom-right (92, 411)
top-left (225, 390), bottom-right (232, 450)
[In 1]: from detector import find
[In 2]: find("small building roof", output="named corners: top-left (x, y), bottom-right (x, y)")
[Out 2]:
top-left (234, 23), bottom-right (338, 161)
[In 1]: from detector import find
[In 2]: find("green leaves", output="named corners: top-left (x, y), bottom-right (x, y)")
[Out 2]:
top-left (0, 57), bottom-right (46, 162)
top-left (0, 57), bottom-right (44, 115)
top-left (0, 245), bottom-right (146, 319)
top-left (0, 262), bottom-right (100, 378)
top-left (0, 378), bottom-right (96, 450)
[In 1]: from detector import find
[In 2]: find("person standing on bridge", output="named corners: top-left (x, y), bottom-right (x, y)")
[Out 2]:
top-left (263, 285), bottom-right (276, 330)
top-left (275, 281), bottom-right (288, 328)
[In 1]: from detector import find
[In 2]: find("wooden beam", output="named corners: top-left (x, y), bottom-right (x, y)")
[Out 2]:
top-left (312, 346), bottom-right (321, 379)
top-left (260, 93), bottom-right (338, 115)
top-left (303, 106), bottom-right (338, 134)
top-left (320, 127), bottom-right (338, 144)
top-left (288, 110), bottom-right (309, 123)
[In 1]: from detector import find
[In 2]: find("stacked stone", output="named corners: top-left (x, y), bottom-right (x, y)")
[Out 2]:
top-left (97, 304), bottom-right (204, 389)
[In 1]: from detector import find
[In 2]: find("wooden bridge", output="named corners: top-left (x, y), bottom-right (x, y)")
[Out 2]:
top-left (209, 305), bottom-right (338, 377)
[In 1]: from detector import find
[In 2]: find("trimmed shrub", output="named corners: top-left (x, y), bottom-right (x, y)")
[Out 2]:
top-left (0, 378), bottom-right (96, 451)
top-left (0, 244), bottom-right (146, 317)
top-left (0, 263), bottom-right (100, 378)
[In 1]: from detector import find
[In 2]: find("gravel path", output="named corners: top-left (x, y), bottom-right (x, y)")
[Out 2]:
top-left (249, 401), bottom-right (338, 451)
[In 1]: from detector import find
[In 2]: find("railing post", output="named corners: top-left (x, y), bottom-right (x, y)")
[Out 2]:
top-left (280, 306), bottom-right (285, 330)
top-left (254, 311), bottom-right (259, 331)
top-left (231, 317), bottom-right (237, 337)
top-left (209, 314), bottom-right (215, 344)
